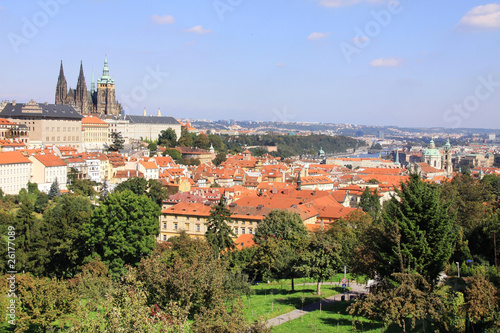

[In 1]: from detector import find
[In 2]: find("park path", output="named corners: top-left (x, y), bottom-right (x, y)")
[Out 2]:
top-left (266, 282), bottom-right (369, 328)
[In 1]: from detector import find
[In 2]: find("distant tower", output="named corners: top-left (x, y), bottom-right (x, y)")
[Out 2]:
top-left (296, 171), bottom-right (302, 191)
top-left (75, 61), bottom-right (89, 114)
top-left (443, 139), bottom-right (453, 177)
top-left (143, 107), bottom-right (147, 116)
top-left (55, 61), bottom-right (67, 105)
top-left (318, 147), bottom-right (325, 158)
top-left (209, 143), bottom-right (215, 154)
top-left (394, 148), bottom-right (400, 166)
top-left (157, 108), bottom-right (162, 117)
top-left (96, 55), bottom-right (119, 115)
top-left (423, 139), bottom-right (442, 169)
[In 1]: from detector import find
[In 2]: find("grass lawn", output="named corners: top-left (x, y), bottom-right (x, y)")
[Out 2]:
top-left (241, 275), bottom-right (361, 322)
top-left (273, 300), bottom-right (430, 333)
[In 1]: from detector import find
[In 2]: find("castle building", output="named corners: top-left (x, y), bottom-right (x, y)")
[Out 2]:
top-left (0, 100), bottom-right (83, 150)
top-left (55, 56), bottom-right (122, 116)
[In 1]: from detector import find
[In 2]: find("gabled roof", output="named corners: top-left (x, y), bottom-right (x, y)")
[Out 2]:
top-left (31, 154), bottom-right (66, 167)
top-left (0, 151), bottom-right (32, 165)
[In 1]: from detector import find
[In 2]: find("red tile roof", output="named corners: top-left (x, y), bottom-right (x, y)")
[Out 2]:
top-left (32, 154), bottom-right (66, 167)
top-left (0, 151), bottom-right (32, 165)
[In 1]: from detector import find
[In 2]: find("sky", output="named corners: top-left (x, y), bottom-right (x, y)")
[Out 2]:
top-left (0, 0), bottom-right (500, 129)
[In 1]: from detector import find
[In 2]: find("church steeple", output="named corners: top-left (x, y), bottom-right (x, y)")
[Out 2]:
top-left (296, 171), bottom-right (302, 191)
top-left (75, 61), bottom-right (88, 113)
top-left (98, 54), bottom-right (114, 84)
top-left (55, 60), bottom-right (67, 105)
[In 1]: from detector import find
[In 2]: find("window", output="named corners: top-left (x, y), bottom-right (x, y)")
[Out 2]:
top-left (173, 223), bottom-right (178, 230)
top-left (197, 217), bottom-right (200, 221)
top-left (234, 227), bottom-right (238, 234)
top-left (196, 224), bottom-right (200, 232)
top-left (163, 235), bottom-right (167, 241)
top-left (163, 223), bottom-right (166, 229)
top-left (242, 228), bottom-right (246, 234)
top-left (174, 215), bottom-right (178, 219)
top-left (186, 216), bottom-right (190, 220)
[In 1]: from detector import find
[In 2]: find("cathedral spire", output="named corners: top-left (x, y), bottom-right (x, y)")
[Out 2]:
top-left (98, 54), bottom-right (114, 84)
top-left (55, 60), bottom-right (68, 104)
top-left (75, 61), bottom-right (88, 113)
top-left (157, 108), bottom-right (161, 117)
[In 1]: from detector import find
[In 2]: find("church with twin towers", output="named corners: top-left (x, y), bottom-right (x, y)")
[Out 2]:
top-left (55, 55), bottom-right (122, 116)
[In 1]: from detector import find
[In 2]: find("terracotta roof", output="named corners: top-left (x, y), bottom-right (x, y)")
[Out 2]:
top-left (82, 116), bottom-right (109, 125)
top-left (0, 151), bottom-right (32, 165)
top-left (139, 161), bottom-right (158, 169)
top-left (31, 154), bottom-right (66, 167)
top-left (235, 234), bottom-right (255, 250)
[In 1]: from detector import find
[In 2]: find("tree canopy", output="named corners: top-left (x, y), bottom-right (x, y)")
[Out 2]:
top-left (84, 190), bottom-right (160, 276)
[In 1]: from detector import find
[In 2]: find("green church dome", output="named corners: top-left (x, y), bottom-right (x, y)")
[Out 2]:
top-left (423, 139), bottom-right (441, 157)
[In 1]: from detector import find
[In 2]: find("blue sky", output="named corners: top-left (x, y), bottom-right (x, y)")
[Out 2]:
top-left (1, 0), bottom-right (500, 129)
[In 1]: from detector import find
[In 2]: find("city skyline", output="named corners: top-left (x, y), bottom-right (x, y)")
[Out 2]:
top-left (1, 0), bottom-right (500, 128)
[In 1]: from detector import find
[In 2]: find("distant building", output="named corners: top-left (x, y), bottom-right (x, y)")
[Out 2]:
top-left (0, 151), bottom-right (32, 195)
top-left (422, 139), bottom-right (442, 170)
top-left (55, 56), bottom-right (122, 116)
top-left (29, 154), bottom-right (68, 193)
top-left (82, 116), bottom-right (109, 151)
top-left (105, 114), bottom-right (182, 143)
top-left (0, 100), bottom-right (83, 150)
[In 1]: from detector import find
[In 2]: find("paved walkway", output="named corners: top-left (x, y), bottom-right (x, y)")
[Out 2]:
top-left (266, 282), bottom-right (369, 328)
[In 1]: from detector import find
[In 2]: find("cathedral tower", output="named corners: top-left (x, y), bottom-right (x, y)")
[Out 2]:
top-left (55, 61), bottom-right (67, 105)
top-left (96, 55), bottom-right (119, 115)
top-left (75, 61), bottom-right (89, 113)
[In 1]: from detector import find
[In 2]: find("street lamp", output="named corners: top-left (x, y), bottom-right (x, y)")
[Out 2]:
top-left (456, 262), bottom-right (460, 278)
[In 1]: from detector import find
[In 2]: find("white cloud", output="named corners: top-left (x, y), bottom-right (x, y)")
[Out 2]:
top-left (185, 25), bottom-right (213, 34)
top-left (458, 4), bottom-right (500, 30)
top-left (370, 57), bottom-right (402, 67)
top-left (308, 32), bottom-right (330, 40)
top-left (152, 14), bottom-right (175, 25)
top-left (352, 36), bottom-right (370, 45)
top-left (318, 0), bottom-right (387, 8)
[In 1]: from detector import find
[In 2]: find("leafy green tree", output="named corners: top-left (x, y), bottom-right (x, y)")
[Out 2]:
top-left (15, 200), bottom-right (48, 275)
top-left (158, 128), bottom-right (178, 148)
top-left (109, 131), bottom-right (125, 151)
top-left (136, 234), bottom-right (250, 328)
top-left (206, 197), bottom-right (235, 258)
top-left (147, 142), bottom-right (157, 153)
top-left (212, 151), bottom-right (227, 166)
top-left (252, 210), bottom-right (309, 289)
top-left (299, 231), bottom-right (342, 295)
top-left (348, 272), bottom-right (443, 332)
top-left (70, 272), bottom-right (175, 333)
top-left (114, 177), bottom-right (148, 196)
top-left (44, 195), bottom-right (93, 278)
top-left (15, 274), bottom-right (79, 332)
top-left (464, 274), bottom-right (499, 330)
top-left (327, 210), bottom-right (373, 276)
top-left (375, 174), bottom-right (456, 285)
top-left (68, 178), bottom-right (98, 198)
top-left (208, 134), bottom-right (226, 152)
top-left (85, 190), bottom-right (160, 276)
top-left (48, 179), bottom-right (61, 199)
top-left (194, 133), bottom-right (210, 150)
top-left (147, 179), bottom-right (169, 207)
top-left (178, 128), bottom-right (195, 147)
top-left (34, 192), bottom-right (49, 214)
top-left (163, 148), bottom-right (183, 163)
top-left (358, 187), bottom-right (381, 220)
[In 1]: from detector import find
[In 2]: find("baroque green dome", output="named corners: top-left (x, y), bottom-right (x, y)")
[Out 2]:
top-left (423, 139), bottom-right (441, 157)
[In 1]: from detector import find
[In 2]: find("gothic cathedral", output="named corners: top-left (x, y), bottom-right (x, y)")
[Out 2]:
top-left (55, 56), bottom-right (122, 116)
